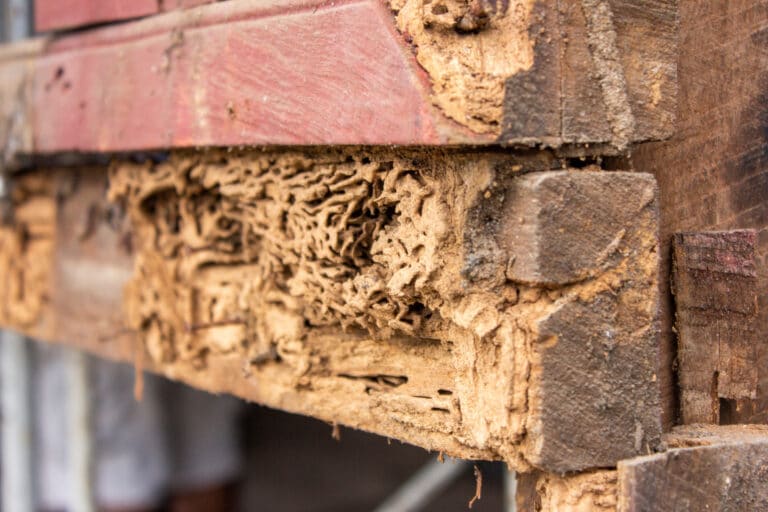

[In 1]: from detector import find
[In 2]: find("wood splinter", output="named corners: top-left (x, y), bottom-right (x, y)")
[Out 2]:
top-left (468, 464), bottom-right (483, 508)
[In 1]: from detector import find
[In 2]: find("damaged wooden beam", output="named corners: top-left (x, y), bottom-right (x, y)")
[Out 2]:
top-left (518, 425), bottom-right (768, 511)
top-left (0, 150), bottom-right (662, 472)
top-left (672, 230), bottom-right (759, 424)
top-left (2, 0), bottom-right (676, 152)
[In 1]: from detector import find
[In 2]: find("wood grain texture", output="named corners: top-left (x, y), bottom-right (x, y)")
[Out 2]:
top-left (0, 39), bottom-right (42, 168)
top-left (2, 0), bottom-right (676, 151)
top-left (0, 151), bottom-right (662, 473)
top-left (34, 0), bottom-right (214, 32)
top-left (519, 425), bottom-right (768, 512)
top-left (32, 0), bottom-right (450, 150)
top-left (505, 171), bottom-right (662, 472)
top-left (672, 231), bottom-right (758, 424)
top-left (502, 0), bottom-right (678, 149)
top-left (619, 425), bottom-right (768, 512)
top-left (632, 0), bottom-right (768, 428)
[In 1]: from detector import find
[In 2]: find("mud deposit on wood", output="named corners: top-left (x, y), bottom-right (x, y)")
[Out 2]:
top-left (0, 173), bottom-right (54, 326)
top-left (537, 470), bottom-right (618, 511)
top-left (389, 0), bottom-right (535, 133)
top-left (535, 470), bottom-right (618, 512)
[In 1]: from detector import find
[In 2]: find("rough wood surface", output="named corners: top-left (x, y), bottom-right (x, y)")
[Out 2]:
top-left (520, 425), bottom-right (768, 512)
top-left (516, 470), bottom-right (620, 512)
top-left (619, 425), bottom-right (768, 512)
top-left (672, 231), bottom-right (758, 424)
top-left (527, 470), bottom-right (619, 512)
top-left (0, 150), bottom-right (661, 472)
top-left (632, 0), bottom-right (768, 428)
top-left (0, 39), bottom-right (41, 169)
top-left (34, 0), bottom-right (158, 32)
top-left (502, 0), bottom-right (677, 148)
top-left (34, 0), bottom-right (213, 32)
top-left (1, 0), bottom-right (676, 152)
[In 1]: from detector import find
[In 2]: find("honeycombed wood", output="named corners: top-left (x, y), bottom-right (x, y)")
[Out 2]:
top-left (1, 0), bottom-right (676, 153)
top-left (632, 0), bottom-right (768, 427)
top-left (0, 150), bottom-right (662, 473)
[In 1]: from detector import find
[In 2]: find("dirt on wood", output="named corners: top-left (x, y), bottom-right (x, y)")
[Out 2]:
top-left (389, 0), bottom-right (535, 133)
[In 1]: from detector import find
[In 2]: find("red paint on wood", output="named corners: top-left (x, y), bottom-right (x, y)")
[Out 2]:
top-left (35, 0), bottom-right (159, 32)
top-left (30, 0), bottom-right (471, 151)
top-left (34, 0), bottom-right (216, 32)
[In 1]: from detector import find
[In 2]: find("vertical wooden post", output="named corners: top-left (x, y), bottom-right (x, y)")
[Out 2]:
top-left (672, 230), bottom-right (759, 424)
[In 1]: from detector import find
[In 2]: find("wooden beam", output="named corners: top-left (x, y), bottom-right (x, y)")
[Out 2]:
top-left (3, 0), bottom-right (676, 152)
top-left (34, 0), bottom-right (158, 32)
top-left (0, 150), bottom-right (662, 473)
top-left (632, 0), bottom-right (768, 428)
top-left (619, 425), bottom-right (768, 511)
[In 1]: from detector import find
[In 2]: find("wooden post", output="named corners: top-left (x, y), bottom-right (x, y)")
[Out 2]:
top-left (672, 230), bottom-right (759, 424)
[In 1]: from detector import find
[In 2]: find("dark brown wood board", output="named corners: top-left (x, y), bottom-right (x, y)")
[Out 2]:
top-left (517, 425), bottom-right (768, 512)
top-left (672, 230), bottom-right (759, 424)
top-left (619, 425), bottom-right (768, 512)
top-left (633, 0), bottom-right (768, 428)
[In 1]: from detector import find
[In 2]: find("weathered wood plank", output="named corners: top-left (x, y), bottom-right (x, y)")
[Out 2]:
top-left (520, 425), bottom-right (768, 512)
top-left (632, 0), bottom-right (768, 427)
top-left (32, 0), bottom-right (451, 149)
top-left (2, 0), bottom-right (676, 152)
top-left (520, 470), bottom-right (619, 511)
top-left (672, 230), bottom-right (758, 424)
top-left (0, 150), bottom-right (662, 472)
top-left (619, 425), bottom-right (768, 511)
top-left (34, 0), bottom-right (158, 32)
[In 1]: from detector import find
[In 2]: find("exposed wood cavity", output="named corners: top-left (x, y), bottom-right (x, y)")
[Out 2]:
top-left (0, 148), bottom-right (662, 473)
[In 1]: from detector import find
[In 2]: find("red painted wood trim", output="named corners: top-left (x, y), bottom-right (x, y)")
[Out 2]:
top-left (27, 0), bottom-right (481, 152)
top-left (34, 0), bottom-right (215, 32)
top-left (35, 0), bottom-right (159, 32)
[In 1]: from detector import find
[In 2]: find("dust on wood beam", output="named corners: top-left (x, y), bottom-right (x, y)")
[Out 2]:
top-left (1, 0), bottom-right (675, 152)
top-left (519, 425), bottom-right (768, 511)
top-left (0, 148), bottom-right (662, 473)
